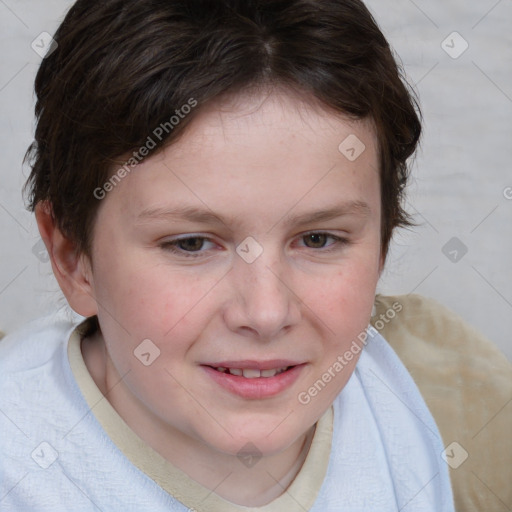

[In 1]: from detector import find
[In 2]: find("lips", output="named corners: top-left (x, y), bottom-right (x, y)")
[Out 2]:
top-left (201, 360), bottom-right (306, 399)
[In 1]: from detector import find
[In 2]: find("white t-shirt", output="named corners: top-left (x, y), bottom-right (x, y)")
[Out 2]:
top-left (0, 314), bottom-right (455, 511)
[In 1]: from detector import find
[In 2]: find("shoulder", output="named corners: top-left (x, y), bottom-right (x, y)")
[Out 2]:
top-left (0, 315), bottom-right (88, 501)
top-left (372, 294), bottom-right (512, 512)
top-left (0, 313), bottom-right (82, 445)
top-left (0, 313), bottom-right (78, 373)
top-left (0, 317), bottom-right (180, 510)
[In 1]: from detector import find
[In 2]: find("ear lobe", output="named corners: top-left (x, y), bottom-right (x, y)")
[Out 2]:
top-left (35, 201), bottom-right (98, 317)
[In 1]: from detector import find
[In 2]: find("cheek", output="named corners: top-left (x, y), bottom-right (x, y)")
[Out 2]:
top-left (93, 255), bottom-right (221, 344)
top-left (309, 259), bottom-right (378, 344)
top-left (297, 264), bottom-right (377, 407)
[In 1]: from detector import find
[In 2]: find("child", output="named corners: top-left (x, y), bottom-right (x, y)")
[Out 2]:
top-left (0, 0), bottom-right (456, 510)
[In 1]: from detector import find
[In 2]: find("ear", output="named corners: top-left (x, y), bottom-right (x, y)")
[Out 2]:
top-left (35, 201), bottom-right (98, 317)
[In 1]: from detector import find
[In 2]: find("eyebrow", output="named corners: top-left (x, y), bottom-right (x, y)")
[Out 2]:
top-left (135, 200), bottom-right (371, 229)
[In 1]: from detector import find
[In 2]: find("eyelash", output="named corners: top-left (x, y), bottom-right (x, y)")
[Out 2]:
top-left (159, 232), bottom-right (350, 258)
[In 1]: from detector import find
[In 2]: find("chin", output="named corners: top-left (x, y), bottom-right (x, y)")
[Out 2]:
top-left (203, 421), bottom-right (307, 459)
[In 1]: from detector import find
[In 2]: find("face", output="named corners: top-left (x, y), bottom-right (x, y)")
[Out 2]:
top-left (84, 89), bottom-right (382, 460)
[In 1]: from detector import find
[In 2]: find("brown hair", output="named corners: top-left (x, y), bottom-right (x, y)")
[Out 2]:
top-left (24, 0), bottom-right (421, 261)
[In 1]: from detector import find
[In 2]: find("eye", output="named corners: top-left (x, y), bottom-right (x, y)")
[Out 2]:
top-left (298, 232), bottom-right (349, 252)
top-left (160, 236), bottom-right (215, 258)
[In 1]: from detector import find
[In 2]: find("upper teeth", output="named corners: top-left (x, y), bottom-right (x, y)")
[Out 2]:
top-left (215, 367), bottom-right (289, 378)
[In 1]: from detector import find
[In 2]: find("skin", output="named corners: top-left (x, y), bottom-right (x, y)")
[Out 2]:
top-left (37, 88), bottom-right (384, 506)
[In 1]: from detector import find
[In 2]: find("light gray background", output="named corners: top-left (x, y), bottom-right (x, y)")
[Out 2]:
top-left (1, 0), bottom-right (511, 360)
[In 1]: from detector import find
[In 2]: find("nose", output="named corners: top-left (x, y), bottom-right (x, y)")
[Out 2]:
top-left (223, 250), bottom-right (301, 340)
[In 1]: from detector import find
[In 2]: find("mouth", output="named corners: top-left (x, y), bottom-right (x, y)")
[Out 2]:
top-left (200, 361), bottom-right (305, 399)
top-left (209, 366), bottom-right (293, 378)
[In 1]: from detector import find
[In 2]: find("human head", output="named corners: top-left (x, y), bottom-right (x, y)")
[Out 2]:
top-left (24, 0), bottom-right (421, 265)
top-left (23, 0), bottom-right (422, 482)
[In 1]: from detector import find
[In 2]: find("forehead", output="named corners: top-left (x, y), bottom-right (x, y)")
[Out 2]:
top-left (104, 89), bottom-right (380, 227)
top-left (170, 88), bottom-right (378, 161)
